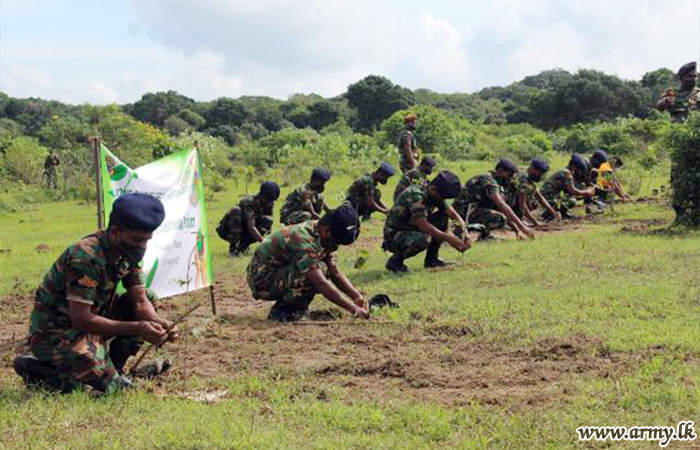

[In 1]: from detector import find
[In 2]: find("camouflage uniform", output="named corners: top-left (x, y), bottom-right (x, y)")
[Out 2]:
top-left (346, 175), bottom-right (381, 220)
top-left (216, 195), bottom-right (273, 255)
top-left (247, 221), bottom-right (336, 312)
top-left (383, 185), bottom-right (448, 258)
top-left (507, 172), bottom-right (539, 218)
top-left (393, 168), bottom-right (429, 202)
top-left (397, 128), bottom-right (419, 173)
top-left (280, 182), bottom-right (327, 225)
top-left (453, 172), bottom-right (508, 232)
top-left (663, 87), bottom-right (700, 123)
top-left (540, 169), bottom-right (577, 217)
top-left (43, 153), bottom-right (60, 189)
top-left (28, 230), bottom-right (155, 393)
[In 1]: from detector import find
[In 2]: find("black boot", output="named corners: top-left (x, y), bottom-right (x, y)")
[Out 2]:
top-left (267, 299), bottom-right (311, 322)
top-left (424, 241), bottom-right (452, 268)
top-left (13, 354), bottom-right (77, 393)
top-left (385, 254), bottom-right (408, 272)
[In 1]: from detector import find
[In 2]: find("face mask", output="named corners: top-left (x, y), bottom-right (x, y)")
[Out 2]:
top-left (312, 184), bottom-right (325, 193)
top-left (528, 173), bottom-right (542, 183)
top-left (407, 123), bottom-right (416, 131)
top-left (118, 239), bottom-right (147, 264)
top-left (682, 78), bottom-right (696, 90)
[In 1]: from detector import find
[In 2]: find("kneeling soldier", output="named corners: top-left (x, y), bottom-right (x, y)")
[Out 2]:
top-left (280, 167), bottom-right (332, 225)
top-left (507, 158), bottom-right (561, 226)
top-left (383, 171), bottom-right (471, 272)
top-left (247, 204), bottom-right (370, 322)
top-left (216, 181), bottom-right (280, 256)
top-left (346, 162), bottom-right (394, 220)
top-left (454, 159), bottom-right (535, 240)
top-left (14, 193), bottom-right (178, 393)
top-left (393, 156), bottom-right (436, 202)
top-left (540, 154), bottom-right (595, 220)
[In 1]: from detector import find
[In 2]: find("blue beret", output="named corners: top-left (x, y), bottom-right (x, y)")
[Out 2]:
top-left (530, 158), bottom-right (549, 173)
top-left (311, 167), bottom-right (332, 182)
top-left (569, 154), bottom-right (589, 170)
top-left (590, 149), bottom-right (608, 168)
top-left (496, 158), bottom-right (519, 174)
top-left (330, 204), bottom-right (360, 245)
top-left (421, 156), bottom-right (437, 168)
top-left (378, 162), bottom-right (395, 177)
top-left (678, 61), bottom-right (696, 77)
top-left (109, 193), bottom-right (165, 232)
top-left (430, 170), bottom-right (462, 199)
top-left (259, 181), bottom-right (280, 201)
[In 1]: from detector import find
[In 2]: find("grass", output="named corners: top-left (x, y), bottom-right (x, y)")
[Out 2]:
top-left (1, 159), bottom-right (698, 449)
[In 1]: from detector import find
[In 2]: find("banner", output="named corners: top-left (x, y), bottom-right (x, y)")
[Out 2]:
top-left (99, 143), bottom-right (213, 299)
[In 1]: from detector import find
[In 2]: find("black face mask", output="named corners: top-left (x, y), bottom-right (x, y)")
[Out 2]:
top-left (682, 78), bottom-right (697, 90)
top-left (528, 173), bottom-right (543, 183)
top-left (118, 240), bottom-right (147, 265)
top-left (407, 123), bottom-right (416, 131)
top-left (311, 184), bottom-right (325, 193)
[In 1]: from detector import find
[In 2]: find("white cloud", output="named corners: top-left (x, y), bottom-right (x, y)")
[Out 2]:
top-left (86, 81), bottom-right (118, 104)
top-left (0, 63), bottom-right (55, 98)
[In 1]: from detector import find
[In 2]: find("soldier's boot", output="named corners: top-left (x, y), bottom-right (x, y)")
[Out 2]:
top-left (424, 241), bottom-right (452, 268)
top-left (267, 297), bottom-right (312, 322)
top-left (385, 254), bottom-right (408, 273)
top-left (13, 354), bottom-right (77, 393)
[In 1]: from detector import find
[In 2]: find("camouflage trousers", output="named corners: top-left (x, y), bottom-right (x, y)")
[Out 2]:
top-left (29, 291), bottom-right (157, 393)
top-left (43, 169), bottom-right (58, 189)
top-left (348, 191), bottom-right (382, 221)
top-left (247, 258), bottom-right (329, 311)
top-left (382, 212), bottom-right (448, 258)
top-left (217, 209), bottom-right (273, 255)
top-left (400, 159), bottom-right (417, 174)
top-left (543, 196), bottom-right (577, 220)
top-left (285, 210), bottom-right (314, 226)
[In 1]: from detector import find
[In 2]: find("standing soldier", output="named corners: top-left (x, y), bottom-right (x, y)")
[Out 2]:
top-left (280, 167), bottom-right (332, 225)
top-left (656, 61), bottom-right (699, 122)
top-left (346, 162), bottom-right (395, 220)
top-left (216, 181), bottom-right (280, 256)
top-left (398, 113), bottom-right (420, 173)
top-left (13, 193), bottom-right (178, 393)
top-left (453, 159), bottom-right (535, 241)
top-left (247, 204), bottom-right (370, 322)
top-left (540, 154), bottom-right (596, 220)
top-left (393, 156), bottom-right (437, 202)
top-left (508, 158), bottom-right (561, 227)
top-left (43, 150), bottom-right (60, 189)
top-left (383, 171), bottom-right (470, 272)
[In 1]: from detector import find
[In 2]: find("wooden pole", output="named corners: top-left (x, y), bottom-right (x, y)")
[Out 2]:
top-left (92, 137), bottom-right (104, 230)
top-left (209, 285), bottom-right (217, 316)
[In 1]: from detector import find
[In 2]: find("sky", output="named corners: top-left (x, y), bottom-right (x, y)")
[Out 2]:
top-left (1, 0), bottom-right (699, 104)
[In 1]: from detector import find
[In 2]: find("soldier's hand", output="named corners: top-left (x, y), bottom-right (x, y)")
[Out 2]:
top-left (139, 321), bottom-right (168, 344)
top-left (553, 211), bottom-right (562, 221)
top-left (155, 318), bottom-right (179, 343)
top-left (352, 295), bottom-right (367, 310)
top-left (446, 234), bottom-right (469, 252)
top-left (522, 226), bottom-right (536, 240)
top-left (353, 305), bottom-right (370, 319)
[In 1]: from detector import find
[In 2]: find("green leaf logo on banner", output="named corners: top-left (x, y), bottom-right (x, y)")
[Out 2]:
top-left (111, 164), bottom-right (128, 181)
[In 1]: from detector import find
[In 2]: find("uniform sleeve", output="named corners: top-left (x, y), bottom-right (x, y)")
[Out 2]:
top-left (485, 179), bottom-right (501, 197)
top-left (241, 199), bottom-right (256, 220)
top-left (563, 171), bottom-right (574, 187)
top-left (64, 253), bottom-right (101, 306)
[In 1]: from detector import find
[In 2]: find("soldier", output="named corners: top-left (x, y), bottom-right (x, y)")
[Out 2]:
top-left (392, 156), bottom-right (437, 202)
top-left (398, 113), bottom-right (420, 173)
top-left (280, 167), bottom-right (332, 225)
top-left (247, 204), bottom-right (370, 322)
top-left (540, 154), bottom-right (596, 220)
top-left (656, 61), bottom-right (699, 122)
top-left (453, 159), bottom-right (536, 241)
top-left (346, 162), bottom-right (394, 220)
top-left (13, 193), bottom-right (178, 393)
top-left (383, 171), bottom-right (471, 272)
top-left (508, 158), bottom-right (561, 227)
top-left (43, 150), bottom-right (60, 189)
top-left (216, 181), bottom-right (280, 256)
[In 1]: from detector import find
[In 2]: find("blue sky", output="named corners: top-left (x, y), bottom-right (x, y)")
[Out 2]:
top-left (1, 0), bottom-right (699, 104)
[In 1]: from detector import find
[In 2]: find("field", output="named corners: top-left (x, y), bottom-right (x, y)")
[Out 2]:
top-left (1, 163), bottom-right (699, 449)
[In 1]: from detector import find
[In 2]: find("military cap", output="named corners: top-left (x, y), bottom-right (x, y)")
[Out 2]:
top-left (430, 170), bottom-right (462, 199)
top-left (420, 156), bottom-right (437, 168)
top-left (109, 193), bottom-right (165, 232)
top-left (404, 113), bottom-right (417, 123)
top-left (259, 181), bottom-right (280, 201)
top-left (530, 158), bottom-right (550, 173)
top-left (569, 153), bottom-right (589, 170)
top-left (329, 203), bottom-right (360, 245)
top-left (377, 162), bottom-right (396, 176)
top-left (495, 158), bottom-right (519, 174)
top-left (678, 62), bottom-right (697, 78)
top-left (590, 149), bottom-right (608, 168)
top-left (311, 167), bottom-right (332, 182)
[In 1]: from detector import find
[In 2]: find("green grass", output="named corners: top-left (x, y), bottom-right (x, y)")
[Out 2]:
top-left (1, 160), bottom-right (698, 449)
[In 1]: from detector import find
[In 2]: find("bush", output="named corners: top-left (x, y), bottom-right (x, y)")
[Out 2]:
top-left (664, 113), bottom-right (700, 227)
top-left (1, 136), bottom-right (49, 184)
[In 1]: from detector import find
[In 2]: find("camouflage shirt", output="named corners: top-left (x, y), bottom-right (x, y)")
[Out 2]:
top-left (540, 169), bottom-right (575, 201)
top-left (398, 129), bottom-right (419, 170)
top-left (29, 230), bottom-right (145, 336)
top-left (454, 172), bottom-right (506, 211)
top-left (249, 221), bottom-right (336, 275)
top-left (393, 168), bottom-right (428, 201)
top-left (664, 86), bottom-right (700, 122)
top-left (507, 172), bottom-right (538, 208)
top-left (223, 195), bottom-right (272, 226)
top-left (346, 175), bottom-right (379, 204)
top-left (385, 185), bottom-right (447, 232)
top-left (280, 183), bottom-right (326, 225)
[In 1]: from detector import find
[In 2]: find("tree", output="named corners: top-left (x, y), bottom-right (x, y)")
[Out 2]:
top-left (204, 98), bottom-right (249, 129)
top-left (345, 75), bottom-right (416, 132)
top-left (125, 91), bottom-right (195, 127)
top-left (664, 113), bottom-right (700, 227)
